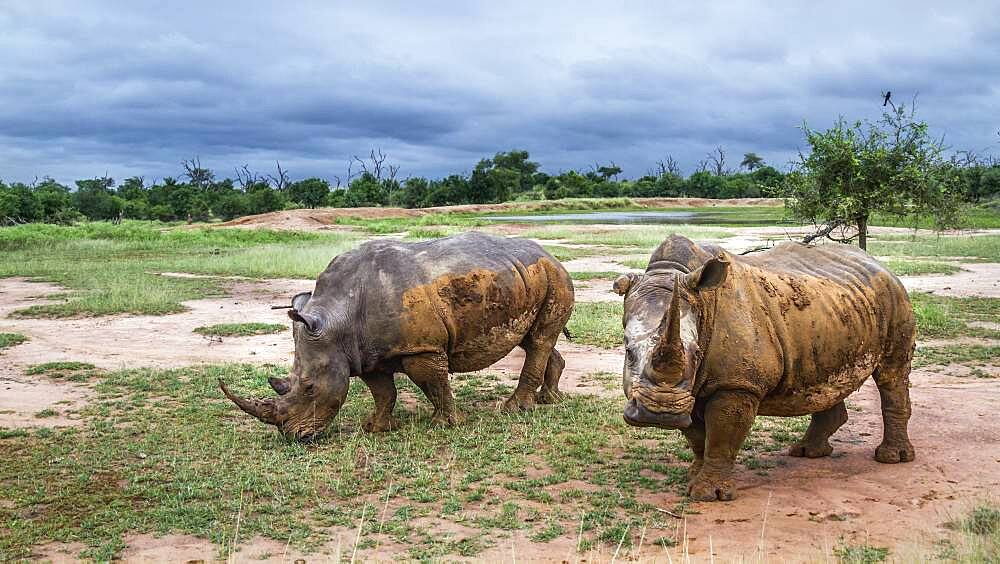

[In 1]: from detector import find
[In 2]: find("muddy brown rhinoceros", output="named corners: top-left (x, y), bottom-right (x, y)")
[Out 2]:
top-left (220, 232), bottom-right (574, 441)
top-left (614, 235), bottom-right (916, 501)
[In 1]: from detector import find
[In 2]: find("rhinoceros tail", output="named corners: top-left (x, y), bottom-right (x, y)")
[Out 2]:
top-left (562, 326), bottom-right (573, 341)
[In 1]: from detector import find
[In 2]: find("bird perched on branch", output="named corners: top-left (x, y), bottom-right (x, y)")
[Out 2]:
top-left (882, 91), bottom-right (892, 107)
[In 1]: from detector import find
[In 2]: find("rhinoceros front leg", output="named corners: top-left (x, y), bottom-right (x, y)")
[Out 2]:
top-left (360, 372), bottom-right (401, 433)
top-left (681, 419), bottom-right (706, 481)
top-left (403, 353), bottom-right (462, 427)
top-left (788, 401), bottom-right (848, 458)
top-left (688, 391), bottom-right (759, 502)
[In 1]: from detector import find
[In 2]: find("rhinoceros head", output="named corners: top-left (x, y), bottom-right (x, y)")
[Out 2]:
top-left (614, 255), bottom-right (729, 429)
top-left (219, 291), bottom-right (350, 442)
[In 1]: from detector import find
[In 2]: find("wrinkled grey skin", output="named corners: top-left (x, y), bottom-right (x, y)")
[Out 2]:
top-left (220, 232), bottom-right (574, 441)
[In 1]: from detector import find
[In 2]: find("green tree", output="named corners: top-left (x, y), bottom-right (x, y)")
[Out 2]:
top-left (785, 104), bottom-right (961, 250)
top-left (487, 150), bottom-right (540, 192)
top-left (469, 165), bottom-right (519, 203)
top-left (34, 179), bottom-right (78, 223)
top-left (0, 181), bottom-right (42, 223)
top-left (740, 152), bottom-right (765, 171)
top-left (685, 171), bottom-right (725, 198)
top-left (75, 177), bottom-right (123, 220)
top-left (287, 178), bottom-right (330, 208)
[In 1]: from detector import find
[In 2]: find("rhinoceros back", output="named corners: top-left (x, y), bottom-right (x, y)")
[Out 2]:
top-left (313, 232), bottom-right (573, 372)
top-left (707, 242), bottom-right (914, 416)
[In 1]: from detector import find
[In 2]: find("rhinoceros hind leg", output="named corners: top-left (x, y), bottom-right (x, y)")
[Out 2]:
top-left (873, 363), bottom-right (915, 463)
top-left (403, 354), bottom-right (462, 427)
top-left (788, 401), bottom-right (848, 458)
top-left (535, 349), bottom-right (566, 404)
top-left (360, 372), bottom-right (401, 433)
top-left (505, 334), bottom-right (559, 411)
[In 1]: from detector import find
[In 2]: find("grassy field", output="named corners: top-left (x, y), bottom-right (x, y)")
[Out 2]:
top-left (0, 222), bottom-right (357, 317)
top-left (567, 302), bottom-right (624, 349)
top-left (0, 363), bottom-right (811, 561)
top-left (910, 293), bottom-right (999, 339)
top-left (869, 233), bottom-right (1000, 262)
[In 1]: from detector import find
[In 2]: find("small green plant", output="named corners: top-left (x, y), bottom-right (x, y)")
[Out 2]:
top-left (35, 409), bottom-right (58, 419)
top-left (0, 333), bottom-right (28, 350)
top-left (530, 521), bottom-right (565, 542)
top-left (193, 323), bottom-right (286, 337)
top-left (834, 542), bottom-right (889, 563)
top-left (965, 505), bottom-right (1000, 536)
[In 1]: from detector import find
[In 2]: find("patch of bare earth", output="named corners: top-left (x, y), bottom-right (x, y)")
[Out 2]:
top-left (898, 262), bottom-right (1000, 298)
top-left (0, 279), bottom-right (93, 428)
top-left (0, 277), bottom-right (312, 372)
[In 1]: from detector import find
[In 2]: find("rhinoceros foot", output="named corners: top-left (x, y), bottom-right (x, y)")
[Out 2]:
top-left (502, 394), bottom-right (536, 412)
top-left (687, 459), bottom-right (704, 481)
top-left (363, 414), bottom-right (401, 433)
top-left (430, 409), bottom-right (464, 427)
top-left (787, 441), bottom-right (834, 458)
top-left (534, 387), bottom-right (565, 405)
top-left (875, 440), bottom-right (915, 463)
top-left (688, 474), bottom-right (735, 502)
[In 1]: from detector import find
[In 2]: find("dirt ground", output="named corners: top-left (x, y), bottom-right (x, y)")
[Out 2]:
top-left (4, 225), bottom-right (999, 562)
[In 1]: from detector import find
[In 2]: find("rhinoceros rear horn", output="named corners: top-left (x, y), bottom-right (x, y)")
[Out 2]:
top-left (219, 379), bottom-right (281, 425)
top-left (649, 277), bottom-right (685, 382)
top-left (268, 376), bottom-right (291, 395)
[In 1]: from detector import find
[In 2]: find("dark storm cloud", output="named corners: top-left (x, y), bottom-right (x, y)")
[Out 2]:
top-left (1, 0), bottom-right (998, 184)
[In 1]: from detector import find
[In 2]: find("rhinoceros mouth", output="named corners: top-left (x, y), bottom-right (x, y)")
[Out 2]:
top-left (623, 398), bottom-right (692, 429)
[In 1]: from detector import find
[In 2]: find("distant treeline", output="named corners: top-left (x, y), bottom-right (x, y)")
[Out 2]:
top-left (2, 149), bottom-right (998, 224)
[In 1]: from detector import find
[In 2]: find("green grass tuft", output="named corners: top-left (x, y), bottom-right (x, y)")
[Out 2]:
top-left (25, 361), bottom-right (97, 375)
top-left (569, 271), bottom-right (621, 281)
top-left (193, 323), bottom-right (287, 337)
top-left (0, 333), bottom-right (28, 350)
top-left (834, 542), bottom-right (889, 563)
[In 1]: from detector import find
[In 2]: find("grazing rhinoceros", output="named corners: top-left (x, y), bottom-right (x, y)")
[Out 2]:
top-left (614, 235), bottom-right (915, 501)
top-left (220, 232), bottom-right (574, 441)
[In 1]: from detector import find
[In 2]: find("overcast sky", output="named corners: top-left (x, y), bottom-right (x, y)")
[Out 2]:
top-left (2, 1), bottom-right (998, 185)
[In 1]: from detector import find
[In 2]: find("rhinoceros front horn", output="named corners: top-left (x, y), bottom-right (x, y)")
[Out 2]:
top-left (649, 276), bottom-right (685, 383)
top-left (219, 379), bottom-right (281, 425)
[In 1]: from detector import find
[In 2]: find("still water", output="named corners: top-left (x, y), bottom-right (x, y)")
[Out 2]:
top-left (486, 210), bottom-right (781, 225)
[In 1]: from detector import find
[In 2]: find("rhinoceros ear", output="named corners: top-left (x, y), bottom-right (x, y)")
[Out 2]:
top-left (683, 256), bottom-right (729, 291)
top-left (291, 291), bottom-right (312, 311)
top-left (613, 274), bottom-right (640, 296)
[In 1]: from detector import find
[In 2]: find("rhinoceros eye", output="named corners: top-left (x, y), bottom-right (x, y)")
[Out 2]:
top-left (625, 349), bottom-right (637, 366)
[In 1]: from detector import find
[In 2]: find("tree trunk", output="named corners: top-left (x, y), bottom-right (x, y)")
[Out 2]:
top-left (857, 215), bottom-right (868, 251)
